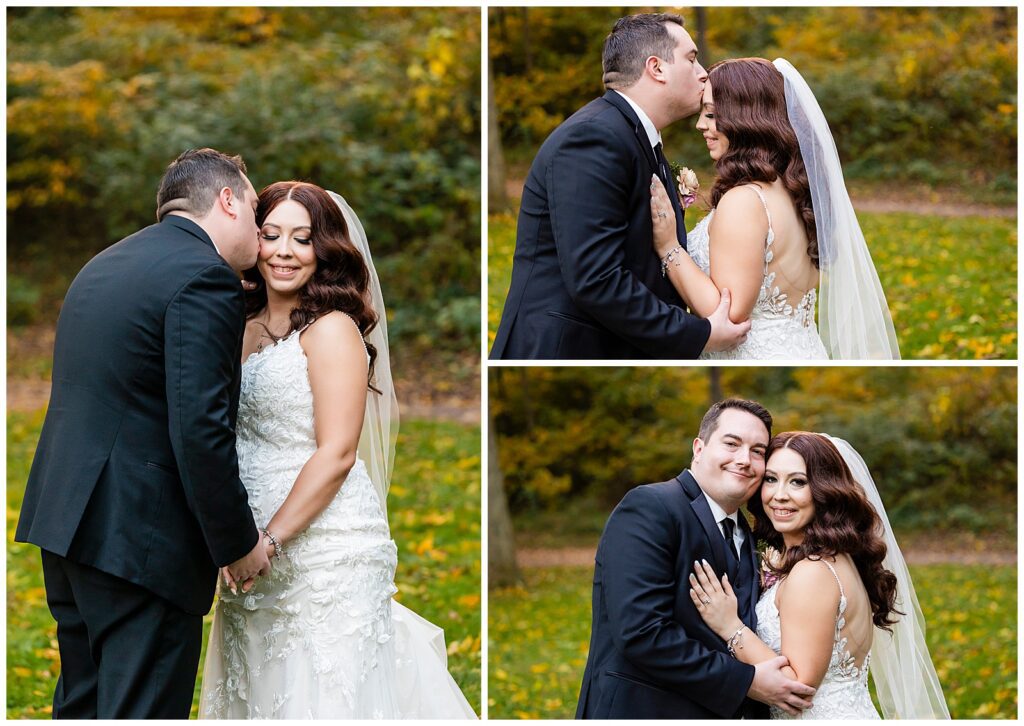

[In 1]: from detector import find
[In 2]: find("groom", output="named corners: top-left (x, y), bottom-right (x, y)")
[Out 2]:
top-left (16, 148), bottom-right (271, 718)
top-left (491, 13), bottom-right (748, 359)
top-left (576, 398), bottom-right (815, 718)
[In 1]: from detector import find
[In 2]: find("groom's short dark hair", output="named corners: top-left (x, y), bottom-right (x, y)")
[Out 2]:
top-left (156, 148), bottom-right (248, 221)
top-left (698, 398), bottom-right (772, 441)
top-left (602, 13), bottom-right (684, 90)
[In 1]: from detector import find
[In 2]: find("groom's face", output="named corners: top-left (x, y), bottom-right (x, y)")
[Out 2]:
top-left (691, 409), bottom-right (769, 512)
top-left (661, 24), bottom-right (707, 120)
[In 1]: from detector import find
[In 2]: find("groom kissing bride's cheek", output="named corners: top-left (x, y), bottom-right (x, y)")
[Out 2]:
top-left (576, 398), bottom-right (949, 719)
top-left (16, 149), bottom-right (477, 719)
top-left (492, 12), bottom-right (899, 361)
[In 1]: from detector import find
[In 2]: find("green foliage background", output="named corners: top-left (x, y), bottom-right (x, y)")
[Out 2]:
top-left (491, 366), bottom-right (1017, 539)
top-left (7, 7), bottom-right (481, 354)
top-left (492, 7), bottom-right (1017, 195)
top-left (7, 413), bottom-right (481, 718)
top-left (489, 565), bottom-right (1017, 719)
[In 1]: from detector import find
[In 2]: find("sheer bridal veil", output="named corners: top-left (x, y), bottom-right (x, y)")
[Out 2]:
top-left (774, 59), bottom-right (901, 360)
top-left (328, 191), bottom-right (398, 516)
top-left (825, 435), bottom-right (950, 719)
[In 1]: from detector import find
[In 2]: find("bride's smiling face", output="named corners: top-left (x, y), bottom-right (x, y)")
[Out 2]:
top-left (762, 446), bottom-right (815, 545)
top-left (257, 199), bottom-right (318, 297)
top-left (696, 80), bottom-right (728, 161)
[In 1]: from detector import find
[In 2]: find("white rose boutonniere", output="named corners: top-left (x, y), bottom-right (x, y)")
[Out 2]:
top-left (676, 166), bottom-right (700, 209)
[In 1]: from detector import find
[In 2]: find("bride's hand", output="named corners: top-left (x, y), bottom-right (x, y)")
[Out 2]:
top-left (689, 559), bottom-right (743, 639)
top-left (650, 175), bottom-right (679, 257)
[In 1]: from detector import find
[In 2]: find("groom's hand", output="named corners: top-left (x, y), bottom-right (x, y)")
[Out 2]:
top-left (226, 539), bottom-right (272, 593)
top-left (703, 288), bottom-right (750, 352)
top-left (748, 655), bottom-right (815, 716)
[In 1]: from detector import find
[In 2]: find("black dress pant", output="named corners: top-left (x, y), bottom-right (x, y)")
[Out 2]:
top-left (41, 550), bottom-right (202, 719)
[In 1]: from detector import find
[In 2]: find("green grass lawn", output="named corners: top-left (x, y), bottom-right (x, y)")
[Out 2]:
top-left (489, 564), bottom-right (1017, 719)
top-left (487, 208), bottom-right (1017, 359)
top-left (7, 412), bottom-right (481, 718)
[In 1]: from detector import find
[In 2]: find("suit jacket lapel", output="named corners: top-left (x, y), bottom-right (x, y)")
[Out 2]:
top-left (738, 513), bottom-right (760, 626)
top-left (602, 91), bottom-right (659, 177)
top-left (677, 470), bottom-right (729, 576)
top-left (602, 92), bottom-right (688, 250)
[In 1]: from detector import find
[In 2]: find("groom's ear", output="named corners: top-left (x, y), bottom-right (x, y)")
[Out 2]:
top-left (645, 55), bottom-right (666, 83)
top-left (216, 186), bottom-right (237, 218)
top-left (692, 437), bottom-right (704, 463)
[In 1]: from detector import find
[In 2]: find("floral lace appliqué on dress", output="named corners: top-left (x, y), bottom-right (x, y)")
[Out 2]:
top-left (198, 329), bottom-right (476, 719)
top-left (687, 186), bottom-right (829, 360)
top-left (754, 560), bottom-right (879, 720)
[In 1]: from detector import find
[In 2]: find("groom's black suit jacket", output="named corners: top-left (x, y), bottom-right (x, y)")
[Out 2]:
top-left (576, 470), bottom-right (769, 719)
top-left (491, 91), bottom-right (711, 360)
top-left (16, 215), bottom-right (259, 615)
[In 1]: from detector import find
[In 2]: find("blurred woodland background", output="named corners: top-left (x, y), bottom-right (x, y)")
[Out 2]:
top-left (488, 7), bottom-right (1018, 359)
top-left (7, 7), bottom-right (481, 717)
top-left (8, 6), bottom-right (482, 408)
top-left (488, 366), bottom-right (1017, 718)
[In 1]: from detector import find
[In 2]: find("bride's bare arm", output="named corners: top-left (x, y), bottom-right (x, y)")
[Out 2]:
top-left (651, 179), bottom-right (766, 323)
top-left (689, 560), bottom-right (795, 679)
top-left (263, 312), bottom-right (369, 546)
top-left (775, 559), bottom-right (843, 689)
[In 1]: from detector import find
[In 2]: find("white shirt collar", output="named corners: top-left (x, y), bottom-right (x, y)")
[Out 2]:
top-left (614, 90), bottom-right (662, 149)
top-left (702, 490), bottom-right (737, 527)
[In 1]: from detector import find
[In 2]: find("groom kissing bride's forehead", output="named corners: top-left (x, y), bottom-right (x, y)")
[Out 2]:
top-left (492, 12), bottom-right (749, 360)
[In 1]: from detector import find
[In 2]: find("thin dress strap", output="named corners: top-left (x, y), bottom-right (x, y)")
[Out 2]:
top-left (744, 185), bottom-right (774, 274)
top-left (339, 312), bottom-right (369, 357)
top-left (821, 559), bottom-right (845, 600)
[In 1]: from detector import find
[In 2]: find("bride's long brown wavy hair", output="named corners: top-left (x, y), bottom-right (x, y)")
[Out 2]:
top-left (707, 58), bottom-right (819, 269)
top-left (748, 431), bottom-right (902, 631)
top-left (244, 181), bottom-right (379, 391)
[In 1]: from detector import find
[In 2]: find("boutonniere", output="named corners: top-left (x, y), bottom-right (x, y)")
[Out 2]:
top-left (758, 543), bottom-right (783, 589)
top-left (669, 161), bottom-right (700, 209)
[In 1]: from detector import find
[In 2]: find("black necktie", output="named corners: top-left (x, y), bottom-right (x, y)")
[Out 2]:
top-left (721, 517), bottom-right (739, 565)
top-left (653, 142), bottom-right (671, 185)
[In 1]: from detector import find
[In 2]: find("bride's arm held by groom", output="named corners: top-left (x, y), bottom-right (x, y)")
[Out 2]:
top-left (264, 312), bottom-right (369, 546)
top-left (716, 561), bottom-right (838, 690)
top-left (652, 182), bottom-right (765, 324)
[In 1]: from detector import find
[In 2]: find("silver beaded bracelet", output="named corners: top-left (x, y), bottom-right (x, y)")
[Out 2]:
top-left (727, 626), bottom-right (746, 657)
top-left (261, 528), bottom-right (284, 560)
top-left (660, 245), bottom-right (684, 277)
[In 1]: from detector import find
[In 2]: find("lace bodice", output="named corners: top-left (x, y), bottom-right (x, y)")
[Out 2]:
top-left (199, 328), bottom-right (475, 719)
top-left (755, 561), bottom-right (879, 720)
top-left (686, 186), bottom-right (828, 360)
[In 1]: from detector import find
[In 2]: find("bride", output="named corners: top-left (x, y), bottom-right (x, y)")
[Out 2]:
top-left (199, 181), bottom-right (476, 718)
top-left (688, 432), bottom-right (948, 719)
top-left (650, 58), bottom-right (900, 360)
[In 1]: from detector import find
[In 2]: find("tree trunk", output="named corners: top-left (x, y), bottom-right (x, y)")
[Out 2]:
top-left (488, 412), bottom-right (520, 587)
top-left (709, 367), bottom-right (723, 405)
top-left (695, 8), bottom-right (708, 66)
top-left (488, 54), bottom-right (509, 211)
top-left (520, 8), bottom-right (533, 73)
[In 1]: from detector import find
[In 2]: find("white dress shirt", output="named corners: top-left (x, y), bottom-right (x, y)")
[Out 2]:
top-left (614, 90), bottom-right (662, 149)
top-left (702, 490), bottom-right (745, 556)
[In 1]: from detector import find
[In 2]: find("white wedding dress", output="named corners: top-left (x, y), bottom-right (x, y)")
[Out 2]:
top-left (199, 329), bottom-right (476, 719)
top-left (687, 185), bottom-right (829, 360)
top-left (755, 560), bottom-right (879, 720)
